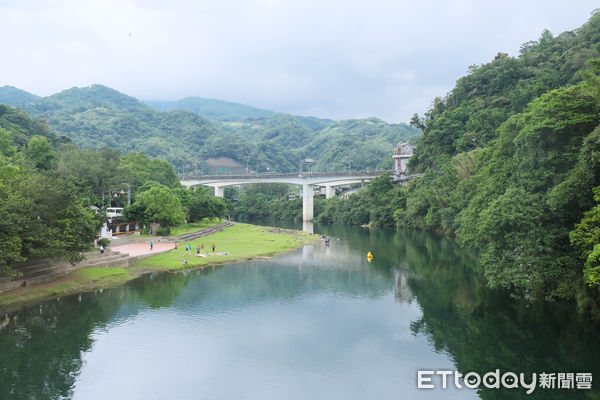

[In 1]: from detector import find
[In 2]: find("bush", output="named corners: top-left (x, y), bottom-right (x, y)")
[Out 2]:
top-left (155, 227), bottom-right (171, 236)
top-left (97, 238), bottom-right (110, 248)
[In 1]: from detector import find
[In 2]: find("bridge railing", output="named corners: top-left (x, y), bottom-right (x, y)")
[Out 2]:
top-left (180, 170), bottom-right (393, 180)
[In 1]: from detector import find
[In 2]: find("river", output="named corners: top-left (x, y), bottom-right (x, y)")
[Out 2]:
top-left (1, 224), bottom-right (599, 399)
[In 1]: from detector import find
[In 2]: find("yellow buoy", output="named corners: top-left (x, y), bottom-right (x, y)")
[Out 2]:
top-left (367, 251), bottom-right (373, 259)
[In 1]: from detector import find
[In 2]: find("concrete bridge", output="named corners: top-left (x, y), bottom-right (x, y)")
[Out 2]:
top-left (180, 171), bottom-right (422, 221)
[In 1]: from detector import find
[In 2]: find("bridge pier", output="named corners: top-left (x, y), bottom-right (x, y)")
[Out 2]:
top-left (325, 185), bottom-right (335, 199)
top-left (214, 186), bottom-right (224, 197)
top-left (302, 184), bottom-right (314, 221)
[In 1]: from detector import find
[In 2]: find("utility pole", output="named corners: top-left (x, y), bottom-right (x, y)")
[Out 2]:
top-left (121, 183), bottom-right (131, 205)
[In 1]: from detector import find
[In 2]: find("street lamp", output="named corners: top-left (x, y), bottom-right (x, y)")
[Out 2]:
top-left (246, 152), bottom-right (254, 174)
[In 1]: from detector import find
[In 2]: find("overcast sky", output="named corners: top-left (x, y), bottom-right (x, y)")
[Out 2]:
top-left (1, 1), bottom-right (598, 122)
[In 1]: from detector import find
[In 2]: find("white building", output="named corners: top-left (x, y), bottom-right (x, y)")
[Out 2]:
top-left (393, 141), bottom-right (415, 176)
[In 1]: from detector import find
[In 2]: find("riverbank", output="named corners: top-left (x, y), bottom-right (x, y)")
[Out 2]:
top-left (0, 223), bottom-right (316, 310)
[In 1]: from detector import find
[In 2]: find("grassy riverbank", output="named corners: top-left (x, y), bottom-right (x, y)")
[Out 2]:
top-left (0, 224), bottom-right (316, 309)
top-left (133, 223), bottom-right (313, 271)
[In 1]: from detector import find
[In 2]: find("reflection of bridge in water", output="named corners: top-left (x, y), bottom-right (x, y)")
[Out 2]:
top-left (180, 171), bottom-right (423, 222)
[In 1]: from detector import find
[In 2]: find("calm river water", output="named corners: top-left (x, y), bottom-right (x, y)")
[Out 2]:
top-left (1, 224), bottom-right (599, 399)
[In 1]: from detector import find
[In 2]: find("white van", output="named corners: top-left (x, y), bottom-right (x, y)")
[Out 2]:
top-left (106, 207), bottom-right (124, 218)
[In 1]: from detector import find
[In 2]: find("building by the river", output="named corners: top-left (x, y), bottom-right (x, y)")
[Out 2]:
top-left (392, 141), bottom-right (415, 178)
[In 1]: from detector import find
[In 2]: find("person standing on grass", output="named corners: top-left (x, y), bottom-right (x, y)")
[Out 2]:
top-left (196, 246), bottom-right (200, 255)
top-left (150, 241), bottom-right (153, 250)
top-left (212, 243), bottom-right (215, 252)
top-left (201, 243), bottom-right (204, 252)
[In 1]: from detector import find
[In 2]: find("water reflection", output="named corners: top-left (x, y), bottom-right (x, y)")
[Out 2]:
top-left (0, 225), bottom-right (599, 399)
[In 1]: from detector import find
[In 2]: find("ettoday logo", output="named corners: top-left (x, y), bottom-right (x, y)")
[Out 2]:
top-left (417, 370), bottom-right (592, 394)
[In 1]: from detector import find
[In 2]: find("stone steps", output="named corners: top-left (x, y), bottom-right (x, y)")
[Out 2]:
top-left (78, 253), bottom-right (129, 268)
top-left (83, 249), bottom-right (119, 261)
top-left (175, 222), bottom-right (234, 241)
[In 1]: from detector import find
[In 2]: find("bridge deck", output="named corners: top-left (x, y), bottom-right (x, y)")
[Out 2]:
top-left (182, 171), bottom-right (391, 181)
top-left (179, 171), bottom-right (423, 221)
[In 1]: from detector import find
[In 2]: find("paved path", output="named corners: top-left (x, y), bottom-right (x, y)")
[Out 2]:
top-left (111, 242), bottom-right (175, 257)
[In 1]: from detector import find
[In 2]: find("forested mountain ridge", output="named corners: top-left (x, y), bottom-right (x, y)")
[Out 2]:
top-left (145, 96), bottom-right (280, 121)
top-left (0, 86), bottom-right (39, 107)
top-left (312, 11), bottom-right (600, 319)
top-left (0, 85), bottom-right (418, 173)
top-left (410, 13), bottom-right (600, 171)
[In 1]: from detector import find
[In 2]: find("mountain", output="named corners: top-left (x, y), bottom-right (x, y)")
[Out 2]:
top-left (388, 11), bottom-right (600, 314)
top-left (410, 14), bottom-right (600, 172)
top-left (0, 86), bottom-right (40, 107)
top-left (0, 84), bottom-right (419, 173)
top-left (24, 84), bottom-right (148, 114)
top-left (145, 97), bottom-right (280, 121)
top-left (302, 117), bottom-right (415, 171)
top-left (0, 104), bottom-right (65, 148)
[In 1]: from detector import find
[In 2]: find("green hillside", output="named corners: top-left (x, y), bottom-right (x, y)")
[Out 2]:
top-left (0, 85), bottom-right (417, 173)
top-left (0, 86), bottom-right (39, 107)
top-left (410, 15), bottom-right (600, 171)
top-left (312, 11), bottom-right (600, 319)
top-left (0, 104), bottom-right (67, 148)
top-left (145, 96), bottom-right (279, 121)
top-left (17, 86), bottom-right (220, 170)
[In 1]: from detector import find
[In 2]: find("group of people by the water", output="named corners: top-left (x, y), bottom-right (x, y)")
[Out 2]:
top-left (174, 243), bottom-right (217, 256)
top-left (179, 242), bottom-right (217, 265)
top-left (320, 235), bottom-right (332, 245)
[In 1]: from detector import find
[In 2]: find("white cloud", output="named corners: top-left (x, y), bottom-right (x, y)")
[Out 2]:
top-left (0, 0), bottom-right (598, 122)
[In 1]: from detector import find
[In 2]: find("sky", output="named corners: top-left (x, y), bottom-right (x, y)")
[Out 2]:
top-left (1, 0), bottom-right (599, 123)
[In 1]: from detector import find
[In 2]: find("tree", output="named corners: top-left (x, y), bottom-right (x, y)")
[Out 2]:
top-left (25, 136), bottom-right (54, 170)
top-left (0, 157), bottom-right (27, 277)
top-left (409, 113), bottom-right (425, 131)
top-left (132, 184), bottom-right (185, 232)
top-left (0, 128), bottom-right (16, 157)
top-left (570, 187), bottom-right (600, 286)
top-left (176, 186), bottom-right (227, 222)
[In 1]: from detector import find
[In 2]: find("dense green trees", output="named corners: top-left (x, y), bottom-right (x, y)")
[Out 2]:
top-left (174, 186), bottom-right (227, 222)
top-left (0, 104), bottom-right (218, 278)
top-left (0, 155), bottom-right (101, 278)
top-left (409, 14), bottom-right (600, 172)
top-left (316, 175), bottom-right (408, 227)
top-left (0, 109), bottom-right (108, 277)
top-left (127, 184), bottom-right (185, 232)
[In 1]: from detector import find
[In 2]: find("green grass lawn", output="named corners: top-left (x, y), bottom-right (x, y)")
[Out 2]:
top-left (135, 223), bottom-right (316, 271)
